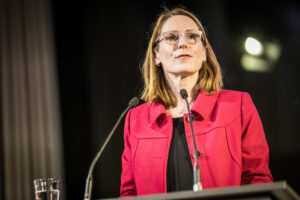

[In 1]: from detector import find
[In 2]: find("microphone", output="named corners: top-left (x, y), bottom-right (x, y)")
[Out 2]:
top-left (180, 89), bottom-right (203, 192)
top-left (83, 97), bottom-right (139, 200)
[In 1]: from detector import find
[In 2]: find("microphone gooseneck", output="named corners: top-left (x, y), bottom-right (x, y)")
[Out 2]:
top-left (83, 97), bottom-right (139, 200)
top-left (180, 89), bottom-right (203, 192)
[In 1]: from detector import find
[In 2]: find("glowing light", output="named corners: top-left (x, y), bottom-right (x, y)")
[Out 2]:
top-left (245, 37), bottom-right (263, 55)
top-left (241, 54), bottom-right (271, 72)
top-left (265, 42), bottom-right (281, 61)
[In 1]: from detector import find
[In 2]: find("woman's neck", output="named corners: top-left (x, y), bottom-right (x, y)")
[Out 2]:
top-left (164, 71), bottom-right (199, 117)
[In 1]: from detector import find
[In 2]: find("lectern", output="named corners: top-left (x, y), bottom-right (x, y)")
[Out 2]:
top-left (99, 181), bottom-right (299, 200)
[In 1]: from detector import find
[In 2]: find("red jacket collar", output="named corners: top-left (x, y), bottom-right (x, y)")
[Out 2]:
top-left (149, 90), bottom-right (219, 125)
top-left (191, 90), bottom-right (219, 119)
top-left (149, 102), bottom-right (167, 125)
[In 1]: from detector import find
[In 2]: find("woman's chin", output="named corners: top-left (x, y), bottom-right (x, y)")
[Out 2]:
top-left (173, 63), bottom-right (201, 71)
top-left (169, 70), bottom-right (199, 79)
top-left (171, 66), bottom-right (200, 74)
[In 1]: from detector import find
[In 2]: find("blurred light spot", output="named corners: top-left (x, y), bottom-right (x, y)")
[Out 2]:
top-left (265, 42), bottom-right (281, 62)
top-left (241, 54), bottom-right (272, 72)
top-left (242, 35), bottom-right (281, 73)
top-left (245, 37), bottom-right (263, 55)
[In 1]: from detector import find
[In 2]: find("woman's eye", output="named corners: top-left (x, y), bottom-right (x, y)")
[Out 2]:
top-left (165, 34), bottom-right (178, 41)
top-left (187, 33), bottom-right (200, 39)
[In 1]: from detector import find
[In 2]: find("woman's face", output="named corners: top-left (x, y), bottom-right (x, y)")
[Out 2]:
top-left (155, 15), bottom-right (206, 78)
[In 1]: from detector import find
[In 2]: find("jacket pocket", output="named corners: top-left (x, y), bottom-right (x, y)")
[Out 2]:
top-left (189, 120), bottom-right (228, 136)
top-left (133, 131), bottom-right (169, 167)
top-left (132, 132), bottom-right (169, 193)
top-left (225, 125), bottom-right (242, 169)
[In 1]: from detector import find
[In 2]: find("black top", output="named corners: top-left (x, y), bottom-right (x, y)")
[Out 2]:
top-left (167, 117), bottom-right (193, 192)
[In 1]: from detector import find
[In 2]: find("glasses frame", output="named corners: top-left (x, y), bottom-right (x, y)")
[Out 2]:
top-left (154, 30), bottom-right (203, 47)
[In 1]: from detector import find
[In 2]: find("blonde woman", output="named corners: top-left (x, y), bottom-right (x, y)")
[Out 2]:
top-left (120, 7), bottom-right (272, 196)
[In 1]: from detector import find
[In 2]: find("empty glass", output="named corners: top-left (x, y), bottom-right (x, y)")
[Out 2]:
top-left (33, 178), bottom-right (61, 200)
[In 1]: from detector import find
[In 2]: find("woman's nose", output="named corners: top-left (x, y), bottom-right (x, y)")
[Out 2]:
top-left (177, 35), bottom-right (188, 48)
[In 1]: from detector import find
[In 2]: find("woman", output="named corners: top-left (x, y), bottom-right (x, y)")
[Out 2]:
top-left (120, 7), bottom-right (273, 196)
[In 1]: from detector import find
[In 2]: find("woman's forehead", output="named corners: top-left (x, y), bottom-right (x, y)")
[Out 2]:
top-left (161, 15), bottom-right (198, 33)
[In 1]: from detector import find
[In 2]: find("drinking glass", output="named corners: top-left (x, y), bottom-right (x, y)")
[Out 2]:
top-left (33, 178), bottom-right (60, 200)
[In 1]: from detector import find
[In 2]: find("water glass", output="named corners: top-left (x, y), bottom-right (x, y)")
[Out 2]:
top-left (33, 178), bottom-right (60, 200)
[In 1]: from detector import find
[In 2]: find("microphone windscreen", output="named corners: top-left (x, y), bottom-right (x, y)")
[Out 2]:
top-left (180, 89), bottom-right (188, 99)
top-left (128, 97), bottom-right (139, 107)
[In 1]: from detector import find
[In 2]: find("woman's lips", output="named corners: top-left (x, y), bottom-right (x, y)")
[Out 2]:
top-left (175, 54), bottom-right (192, 59)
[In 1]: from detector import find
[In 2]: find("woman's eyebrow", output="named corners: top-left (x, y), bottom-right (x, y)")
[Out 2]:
top-left (185, 29), bottom-right (199, 32)
top-left (162, 29), bottom-right (198, 33)
top-left (161, 30), bottom-right (178, 34)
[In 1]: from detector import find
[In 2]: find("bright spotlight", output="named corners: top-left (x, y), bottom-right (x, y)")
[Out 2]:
top-left (241, 35), bottom-right (281, 73)
top-left (245, 37), bottom-right (263, 55)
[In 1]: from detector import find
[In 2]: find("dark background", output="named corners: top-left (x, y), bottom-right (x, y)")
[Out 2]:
top-left (52, 0), bottom-right (300, 199)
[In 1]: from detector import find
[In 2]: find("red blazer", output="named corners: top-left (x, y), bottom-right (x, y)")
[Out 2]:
top-left (120, 90), bottom-right (273, 196)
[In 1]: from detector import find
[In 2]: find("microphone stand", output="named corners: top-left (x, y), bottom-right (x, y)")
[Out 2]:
top-left (83, 97), bottom-right (139, 200)
top-left (180, 89), bottom-right (203, 192)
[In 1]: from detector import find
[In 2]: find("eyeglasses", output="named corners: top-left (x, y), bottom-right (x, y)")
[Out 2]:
top-left (155, 30), bottom-right (203, 46)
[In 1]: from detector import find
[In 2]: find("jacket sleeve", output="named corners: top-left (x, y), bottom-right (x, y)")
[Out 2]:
top-left (120, 109), bottom-right (137, 197)
top-left (241, 93), bottom-right (273, 184)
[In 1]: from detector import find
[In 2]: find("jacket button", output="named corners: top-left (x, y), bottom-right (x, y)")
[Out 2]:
top-left (187, 115), bottom-right (195, 122)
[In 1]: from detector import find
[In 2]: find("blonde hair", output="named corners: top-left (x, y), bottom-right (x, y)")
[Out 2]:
top-left (140, 7), bottom-right (223, 109)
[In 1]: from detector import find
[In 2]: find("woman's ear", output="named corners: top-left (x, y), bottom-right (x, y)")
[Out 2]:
top-left (155, 52), bottom-right (161, 66)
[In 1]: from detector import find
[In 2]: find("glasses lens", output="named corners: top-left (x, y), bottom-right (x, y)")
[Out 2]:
top-left (160, 30), bottom-right (202, 45)
top-left (185, 31), bottom-right (201, 44)
top-left (164, 32), bottom-right (179, 45)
